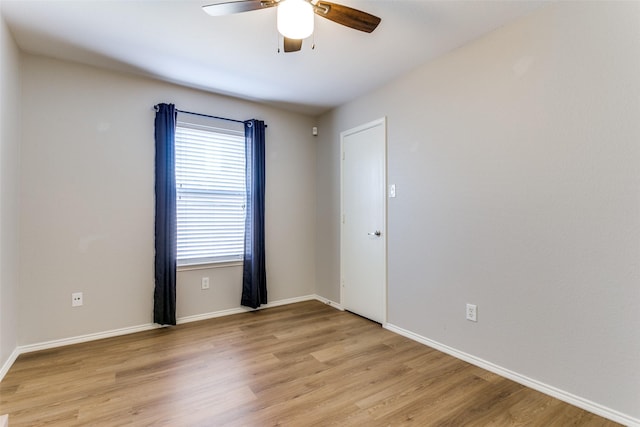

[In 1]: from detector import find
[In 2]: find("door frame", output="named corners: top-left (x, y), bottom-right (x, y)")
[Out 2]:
top-left (340, 117), bottom-right (388, 325)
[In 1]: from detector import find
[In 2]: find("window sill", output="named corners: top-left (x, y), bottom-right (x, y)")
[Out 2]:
top-left (177, 260), bottom-right (243, 272)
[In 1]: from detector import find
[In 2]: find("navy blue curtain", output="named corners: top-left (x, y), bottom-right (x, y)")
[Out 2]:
top-left (153, 103), bottom-right (177, 325)
top-left (241, 119), bottom-right (267, 309)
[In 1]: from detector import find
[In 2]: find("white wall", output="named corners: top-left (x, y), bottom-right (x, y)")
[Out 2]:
top-left (317, 1), bottom-right (640, 422)
top-left (19, 55), bottom-right (316, 345)
top-left (0, 13), bottom-right (21, 374)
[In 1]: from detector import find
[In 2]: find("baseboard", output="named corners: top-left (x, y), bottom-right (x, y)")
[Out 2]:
top-left (177, 294), bottom-right (344, 324)
top-left (18, 323), bottom-right (161, 355)
top-left (384, 323), bottom-right (639, 427)
top-left (313, 294), bottom-right (344, 311)
top-left (177, 294), bottom-right (320, 324)
top-left (177, 307), bottom-right (248, 324)
top-left (2, 323), bottom-right (159, 381)
top-left (2, 295), bottom-right (337, 380)
top-left (0, 347), bottom-right (20, 382)
top-left (1, 295), bottom-right (345, 391)
top-left (178, 294), bottom-right (343, 324)
top-left (7, 300), bottom-right (633, 424)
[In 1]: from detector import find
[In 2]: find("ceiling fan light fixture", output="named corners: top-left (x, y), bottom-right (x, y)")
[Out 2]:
top-left (277, 0), bottom-right (314, 40)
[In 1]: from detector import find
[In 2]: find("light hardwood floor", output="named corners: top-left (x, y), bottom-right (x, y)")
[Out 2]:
top-left (0, 301), bottom-right (620, 426)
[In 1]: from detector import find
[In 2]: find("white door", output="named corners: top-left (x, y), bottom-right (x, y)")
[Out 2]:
top-left (341, 118), bottom-right (386, 324)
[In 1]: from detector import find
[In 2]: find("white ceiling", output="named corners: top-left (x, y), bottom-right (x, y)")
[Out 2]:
top-left (1, 0), bottom-right (548, 115)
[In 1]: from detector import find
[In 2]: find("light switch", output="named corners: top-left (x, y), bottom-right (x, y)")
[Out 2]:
top-left (389, 184), bottom-right (396, 198)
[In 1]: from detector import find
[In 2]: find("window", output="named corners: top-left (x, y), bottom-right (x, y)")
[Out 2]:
top-left (175, 118), bottom-right (246, 266)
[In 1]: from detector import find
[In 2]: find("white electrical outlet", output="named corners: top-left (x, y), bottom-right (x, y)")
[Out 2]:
top-left (466, 303), bottom-right (477, 322)
top-left (72, 292), bottom-right (83, 307)
top-left (201, 277), bottom-right (210, 290)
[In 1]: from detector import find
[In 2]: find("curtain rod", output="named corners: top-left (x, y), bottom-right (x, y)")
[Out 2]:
top-left (177, 109), bottom-right (246, 124)
top-left (154, 105), bottom-right (267, 127)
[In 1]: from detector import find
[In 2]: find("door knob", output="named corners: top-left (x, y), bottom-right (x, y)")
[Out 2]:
top-left (368, 231), bottom-right (381, 237)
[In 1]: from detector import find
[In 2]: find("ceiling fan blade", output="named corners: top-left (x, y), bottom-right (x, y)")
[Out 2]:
top-left (202, 0), bottom-right (276, 16)
top-left (283, 37), bottom-right (303, 53)
top-left (314, 1), bottom-right (381, 33)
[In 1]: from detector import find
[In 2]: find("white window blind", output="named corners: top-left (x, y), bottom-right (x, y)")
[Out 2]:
top-left (175, 121), bottom-right (246, 265)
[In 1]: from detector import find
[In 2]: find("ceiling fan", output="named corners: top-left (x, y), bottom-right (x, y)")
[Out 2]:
top-left (202, 0), bottom-right (381, 53)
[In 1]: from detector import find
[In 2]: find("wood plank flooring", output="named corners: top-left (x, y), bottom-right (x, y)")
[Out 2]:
top-left (0, 301), bottom-right (620, 426)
